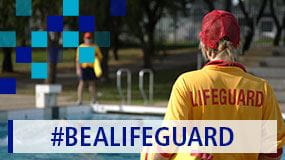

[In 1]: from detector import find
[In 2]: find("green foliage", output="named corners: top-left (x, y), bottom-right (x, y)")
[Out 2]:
top-left (0, 0), bottom-right (16, 30)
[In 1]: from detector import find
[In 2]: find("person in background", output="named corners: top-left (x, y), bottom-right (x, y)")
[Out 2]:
top-left (75, 32), bottom-right (103, 105)
top-left (141, 10), bottom-right (285, 160)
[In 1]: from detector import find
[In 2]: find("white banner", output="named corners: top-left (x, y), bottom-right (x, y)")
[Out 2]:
top-left (8, 120), bottom-right (277, 153)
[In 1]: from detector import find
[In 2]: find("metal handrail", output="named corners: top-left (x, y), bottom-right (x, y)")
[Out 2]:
top-left (116, 68), bottom-right (132, 104)
top-left (139, 69), bottom-right (154, 105)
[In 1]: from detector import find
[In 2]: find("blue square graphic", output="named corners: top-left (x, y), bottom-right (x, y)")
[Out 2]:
top-left (0, 78), bottom-right (16, 94)
top-left (16, 47), bottom-right (32, 63)
top-left (16, 0), bottom-right (32, 16)
top-left (95, 31), bottom-right (110, 47)
top-left (47, 16), bottom-right (63, 32)
top-left (0, 31), bottom-right (16, 47)
top-left (110, 0), bottom-right (126, 16)
top-left (79, 16), bottom-right (96, 32)
top-left (63, 0), bottom-right (79, 16)
top-left (79, 47), bottom-right (95, 63)
top-left (32, 31), bottom-right (47, 48)
top-left (63, 31), bottom-right (79, 47)
top-left (31, 63), bottom-right (48, 79)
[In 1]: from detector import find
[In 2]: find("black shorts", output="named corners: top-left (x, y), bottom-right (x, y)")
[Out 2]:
top-left (80, 67), bottom-right (96, 81)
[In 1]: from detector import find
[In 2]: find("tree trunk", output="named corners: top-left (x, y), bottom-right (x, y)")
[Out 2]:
top-left (47, 62), bottom-right (57, 84)
top-left (143, 47), bottom-right (152, 69)
top-left (2, 48), bottom-right (13, 73)
top-left (256, 0), bottom-right (268, 24)
top-left (142, 27), bottom-right (155, 69)
top-left (113, 48), bottom-right (119, 61)
top-left (46, 32), bottom-right (60, 84)
top-left (238, 0), bottom-right (255, 54)
top-left (111, 18), bottom-right (121, 61)
top-left (269, 0), bottom-right (282, 46)
top-left (101, 48), bottom-right (110, 81)
top-left (242, 26), bottom-right (255, 53)
top-left (224, 0), bottom-right (232, 11)
top-left (112, 30), bottom-right (120, 61)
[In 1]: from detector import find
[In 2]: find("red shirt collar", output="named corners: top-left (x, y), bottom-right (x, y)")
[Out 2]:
top-left (204, 60), bottom-right (247, 72)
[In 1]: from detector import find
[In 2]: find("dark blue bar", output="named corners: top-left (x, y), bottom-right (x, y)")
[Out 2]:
top-left (8, 120), bottom-right (13, 153)
top-left (110, 0), bottom-right (126, 16)
top-left (0, 78), bottom-right (16, 94)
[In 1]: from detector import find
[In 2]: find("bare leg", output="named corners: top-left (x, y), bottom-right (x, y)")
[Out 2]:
top-left (88, 80), bottom-right (96, 104)
top-left (77, 80), bottom-right (84, 105)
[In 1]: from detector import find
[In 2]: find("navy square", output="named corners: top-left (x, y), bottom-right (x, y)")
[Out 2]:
top-left (79, 16), bottom-right (95, 32)
top-left (110, 0), bottom-right (126, 16)
top-left (47, 16), bottom-right (63, 32)
top-left (0, 78), bottom-right (16, 94)
top-left (16, 47), bottom-right (32, 63)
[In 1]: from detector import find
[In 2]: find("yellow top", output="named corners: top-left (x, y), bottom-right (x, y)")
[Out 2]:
top-left (141, 64), bottom-right (285, 160)
top-left (76, 43), bottom-right (103, 68)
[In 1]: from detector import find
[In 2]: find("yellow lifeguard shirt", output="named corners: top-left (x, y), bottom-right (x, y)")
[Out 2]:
top-left (76, 43), bottom-right (103, 68)
top-left (141, 60), bottom-right (285, 160)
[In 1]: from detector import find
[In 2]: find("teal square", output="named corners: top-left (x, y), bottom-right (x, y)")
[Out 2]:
top-left (16, 0), bottom-right (32, 16)
top-left (79, 47), bottom-right (95, 63)
top-left (95, 31), bottom-right (110, 47)
top-left (63, 31), bottom-right (79, 47)
top-left (32, 31), bottom-right (47, 48)
top-left (63, 0), bottom-right (79, 16)
top-left (0, 31), bottom-right (16, 47)
top-left (31, 63), bottom-right (48, 79)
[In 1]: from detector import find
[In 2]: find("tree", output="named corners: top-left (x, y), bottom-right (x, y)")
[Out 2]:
top-left (269, 0), bottom-right (282, 46)
top-left (238, 0), bottom-right (255, 53)
top-left (33, 0), bottom-right (61, 84)
top-left (110, 17), bottom-right (122, 61)
top-left (126, 0), bottom-right (190, 69)
top-left (239, 0), bottom-right (283, 52)
top-left (0, 0), bottom-right (15, 73)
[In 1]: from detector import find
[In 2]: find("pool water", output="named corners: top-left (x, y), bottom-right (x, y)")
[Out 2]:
top-left (1, 112), bottom-right (285, 160)
top-left (0, 112), bottom-right (162, 160)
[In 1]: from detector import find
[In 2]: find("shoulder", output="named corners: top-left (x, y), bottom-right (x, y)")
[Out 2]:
top-left (174, 70), bottom-right (202, 89)
top-left (243, 71), bottom-right (268, 84)
top-left (177, 70), bottom-right (206, 83)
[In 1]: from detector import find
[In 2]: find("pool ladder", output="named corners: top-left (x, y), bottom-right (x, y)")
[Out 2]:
top-left (116, 68), bottom-right (154, 105)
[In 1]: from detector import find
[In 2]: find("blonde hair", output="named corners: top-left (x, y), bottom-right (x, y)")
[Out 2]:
top-left (199, 39), bottom-right (239, 62)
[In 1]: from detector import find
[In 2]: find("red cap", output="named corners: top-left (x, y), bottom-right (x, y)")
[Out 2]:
top-left (199, 10), bottom-right (240, 49)
top-left (84, 32), bottom-right (93, 39)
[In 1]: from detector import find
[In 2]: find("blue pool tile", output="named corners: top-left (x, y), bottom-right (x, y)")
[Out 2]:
top-left (16, 0), bottom-right (32, 16)
top-left (63, 0), bottom-right (79, 16)
top-left (47, 16), bottom-right (64, 32)
top-left (110, 0), bottom-right (126, 16)
top-left (31, 63), bottom-right (48, 79)
top-left (63, 31), bottom-right (79, 47)
top-left (16, 47), bottom-right (32, 63)
top-left (95, 31), bottom-right (110, 47)
top-left (31, 31), bottom-right (47, 48)
top-left (0, 78), bottom-right (16, 94)
top-left (0, 32), bottom-right (16, 47)
top-left (79, 16), bottom-right (96, 32)
top-left (78, 47), bottom-right (95, 63)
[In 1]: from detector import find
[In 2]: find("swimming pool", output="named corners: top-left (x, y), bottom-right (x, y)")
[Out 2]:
top-left (0, 111), bottom-right (162, 160)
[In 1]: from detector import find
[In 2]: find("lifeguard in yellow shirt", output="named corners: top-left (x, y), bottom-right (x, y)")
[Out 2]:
top-left (141, 10), bottom-right (285, 160)
top-left (75, 32), bottom-right (103, 105)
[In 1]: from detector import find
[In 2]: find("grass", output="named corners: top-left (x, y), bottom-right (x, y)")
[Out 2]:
top-left (0, 48), bottom-right (197, 106)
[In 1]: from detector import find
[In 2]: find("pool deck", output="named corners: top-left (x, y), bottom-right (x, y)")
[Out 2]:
top-left (1, 103), bottom-right (285, 121)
